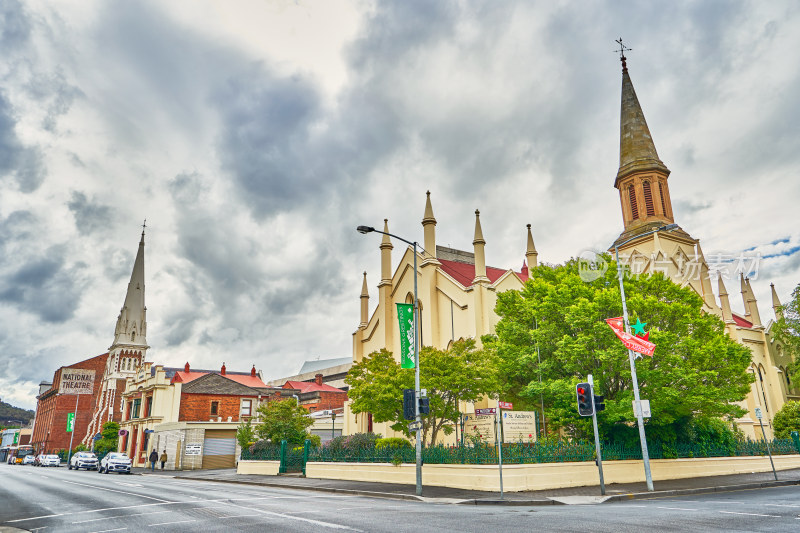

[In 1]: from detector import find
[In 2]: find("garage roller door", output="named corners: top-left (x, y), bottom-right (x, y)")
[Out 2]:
top-left (202, 429), bottom-right (236, 469)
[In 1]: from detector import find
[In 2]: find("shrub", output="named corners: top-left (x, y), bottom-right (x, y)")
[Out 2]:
top-left (773, 401), bottom-right (800, 439)
top-left (376, 437), bottom-right (412, 450)
top-left (324, 432), bottom-right (380, 453)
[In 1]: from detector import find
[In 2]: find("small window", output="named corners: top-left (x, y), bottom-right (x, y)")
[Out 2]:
top-left (132, 399), bottom-right (141, 419)
top-left (628, 185), bottom-right (639, 220)
top-left (211, 401), bottom-right (219, 415)
top-left (241, 400), bottom-right (252, 417)
top-left (658, 182), bottom-right (667, 214)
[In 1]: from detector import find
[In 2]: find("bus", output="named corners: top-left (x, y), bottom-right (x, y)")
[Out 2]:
top-left (6, 445), bottom-right (34, 464)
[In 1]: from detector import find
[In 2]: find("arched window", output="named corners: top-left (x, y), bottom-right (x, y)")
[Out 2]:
top-left (642, 181), bottom-right (655, 217)
top-left (658, 182), bottom-right (667, 214)
top-left (628, 185), bottom-right (639, 220)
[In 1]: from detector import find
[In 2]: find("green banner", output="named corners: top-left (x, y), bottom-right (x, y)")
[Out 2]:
top-left (397, 303), bottom-right (416, 369)
top-left (66, 412), bottom-right (75, 433)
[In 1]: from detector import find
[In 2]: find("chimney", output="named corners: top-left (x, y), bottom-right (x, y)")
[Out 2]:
top-left (251, 365), bottom-right (257, 378)
top-left (315, 373), bottom-right (323, 386)
top-left (184, 362), bottom-right (190, 373)
top-left (221, 362), bottom-right (226, 376)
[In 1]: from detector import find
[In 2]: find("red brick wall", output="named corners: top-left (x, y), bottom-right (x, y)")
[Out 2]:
top-left (302, 391), bottom-right (347, 412)
top-left (178, 393), bottom-right (258, 422)
top-left (30, 354), bottom-right (108, 453)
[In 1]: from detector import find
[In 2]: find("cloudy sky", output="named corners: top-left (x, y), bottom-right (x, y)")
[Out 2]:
top-left (2, 1), bottom-right (799, 409)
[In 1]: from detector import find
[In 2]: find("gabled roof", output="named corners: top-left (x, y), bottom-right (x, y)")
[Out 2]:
top-left (181, 372), bottom-right (261, 396)
top-left (298, 357), bottom-right (352, 374)
top-left (170, 369), bottom-right (266, 388)
top-left (438, 258), bottom-right (528, 287)
top-left (282, 381), bottom-right (346, 394)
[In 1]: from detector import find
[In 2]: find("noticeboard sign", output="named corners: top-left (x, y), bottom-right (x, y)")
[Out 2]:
top-left (501, 411), bottom-right (537, 443)
top-left (463, 413), bottom-right (496, 444)
top-left (59, 369), bottom-right (96, 395)
top-left (185, 444), bottom-right (202, 456)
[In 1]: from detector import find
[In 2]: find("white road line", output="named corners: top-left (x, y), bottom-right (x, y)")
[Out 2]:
top-left (766, 503), bottom-right (800, 508)
top-left (114, 482), bottom-right (143, 487)
top-left (149, 519), bottom-right (196, 526)
top-left (88, 529), bottom-right (126, 533)
top-left (718, 511), bottom-right (780, 517)
top-left (223, 501), bottom-right (362, 531)
top-left (62, 479), bottom-right (172, 503)
top-left (73, 510), bottom-right (173, 523)
top-left (657, 507), bottom-right (699, 511)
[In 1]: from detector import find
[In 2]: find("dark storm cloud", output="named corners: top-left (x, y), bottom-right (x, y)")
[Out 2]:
top-left (68, 191), bottom-right (113, 235)
top-left (0, 0), bottom-right (31, 52)
top-left (0, 245), bottom-right (88, 323)
top-left (0, 91), bottom-right (47, 192)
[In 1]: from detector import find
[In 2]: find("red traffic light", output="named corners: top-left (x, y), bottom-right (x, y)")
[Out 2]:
top-left (577, 387), bottom-right (587, 394)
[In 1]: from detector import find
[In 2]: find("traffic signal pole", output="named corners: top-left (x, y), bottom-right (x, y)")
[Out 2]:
top-left (588, 375), bottom-right (605, 496)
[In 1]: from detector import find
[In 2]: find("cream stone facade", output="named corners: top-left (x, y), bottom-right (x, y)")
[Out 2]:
top-left (345, 194), bottom-right (538, 439)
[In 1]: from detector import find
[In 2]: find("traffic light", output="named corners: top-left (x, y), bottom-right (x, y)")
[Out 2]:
top-left (576, 382), bottom-right (594, 417)
top-left (403, 389), bottom-right (415, 420)
top-left (418, 397), bottom-right (430, 415)
top-left (593, 394), bottom-right (606, 412)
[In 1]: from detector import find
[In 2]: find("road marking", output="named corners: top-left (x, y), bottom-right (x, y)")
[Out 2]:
top-left (73, 511), bottom-right (173, 523)
top-left (114, 482), bottom-right (144, 487)
top-left (88, 529), bottom-right (127, 533)
top-left (150, 519), bottom-right (196, 526)
top-left (718, 511), bottom-right (780, 517)
top-left (224, 501), bottom-right (362, 531)
top-left (62, 480), bottom-right (172, 502)
top-left (657, 506), bottom-right (699, 511)
top-left (766, 503), bottom-right (800, 508)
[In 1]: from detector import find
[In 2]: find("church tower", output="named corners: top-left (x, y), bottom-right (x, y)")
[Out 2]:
top-left (82, 228), bottom-right (149, 444)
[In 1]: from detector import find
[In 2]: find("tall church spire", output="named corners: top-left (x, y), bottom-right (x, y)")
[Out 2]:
top-left (113, 229), bottom-right (147, 348)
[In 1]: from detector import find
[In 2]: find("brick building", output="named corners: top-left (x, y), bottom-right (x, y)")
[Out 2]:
top-left (30, 353), bottom-right (108, 453)
top-left (283, 374), bottom-right (348, 413)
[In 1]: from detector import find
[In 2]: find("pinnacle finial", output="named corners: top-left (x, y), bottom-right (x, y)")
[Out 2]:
top-left (615, 38), bottom-right (631, 71)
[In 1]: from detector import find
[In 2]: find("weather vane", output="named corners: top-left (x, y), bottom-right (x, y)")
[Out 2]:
top-left (614, 38), bottom-right (632, 70)
top-left (142, 219), bottom-right (147, 235)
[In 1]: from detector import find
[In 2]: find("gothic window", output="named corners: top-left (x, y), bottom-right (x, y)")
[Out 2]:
top-left (642, 181), bottom-right (655, 217)
top-left (658, 182), bottom-right (667, 214)
top-left (131, 332), bottom-right (136, 341)
top-left (628, 185), bottom-right (639, 220)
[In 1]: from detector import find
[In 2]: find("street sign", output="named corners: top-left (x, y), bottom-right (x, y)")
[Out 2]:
top-left (66, 412), bottom-right (75, 433)
top-left (501, 411), bottom-right (536, 442)
top-left (408, 421), bottom-right (422, 432)
top-left (58, 369), bottom-right (96, 395)
top-left (118, 429), bottom-right (128, 437)
top-left (755, 407), bottom-right (763, 420)
top-left (475, 408), bottom-right (496, 415)
top-left (498, 401), bottom-right (513, 410)
top-left (632, 400), bottom-right (651, 418)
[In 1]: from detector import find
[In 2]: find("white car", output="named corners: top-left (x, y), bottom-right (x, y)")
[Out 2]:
top-left (99, 452), bottom-right (132, 474)
top-left (69, 451), bottom-right (99, 470)
top-left (40, 454), bottom-right (61, 467)
top-left (22, 455), bottom-right (36, 465)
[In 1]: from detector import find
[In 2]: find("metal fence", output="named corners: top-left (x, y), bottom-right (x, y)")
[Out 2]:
top-left (241, 437), bottom-right (800, 471)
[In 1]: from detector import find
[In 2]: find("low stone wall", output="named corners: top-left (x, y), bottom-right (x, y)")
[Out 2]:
top-left (237, 460), bottom-right (281, 476)
top-left (304, 454), bottom-right (800, 492)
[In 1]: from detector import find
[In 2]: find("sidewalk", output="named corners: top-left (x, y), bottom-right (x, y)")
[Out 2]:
top-left (136, 466), bottom-right (800, 505)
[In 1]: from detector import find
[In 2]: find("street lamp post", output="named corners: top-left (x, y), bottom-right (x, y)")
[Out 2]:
top-left (614, 223), bottom-right (677, 493)
top-left (357, 225), bottom-right (423, 497)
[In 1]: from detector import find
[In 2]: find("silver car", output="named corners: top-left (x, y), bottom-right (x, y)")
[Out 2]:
top-left (41, 454), bottom-right (61, 467)
top-left (99, 452), bottom-right (132, 474)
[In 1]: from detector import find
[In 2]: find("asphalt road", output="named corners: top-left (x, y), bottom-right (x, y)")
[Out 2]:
top-left (2, 463), bottom-right (800, 532)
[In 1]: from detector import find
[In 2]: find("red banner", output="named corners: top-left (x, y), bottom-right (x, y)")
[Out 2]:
top-left (605, 317), bottom-right (656, 357)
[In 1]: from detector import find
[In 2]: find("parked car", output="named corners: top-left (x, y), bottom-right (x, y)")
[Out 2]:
top-left (99, 452), bottom-right (132, 474)
top-left (69, 451), bottom-right (98, 470)
top-left (41, 454), bottom-right (61, 467)
top-left (22, 455), bottom-right (36, 465)
top-left (33, 454), bottom-right (44, 466)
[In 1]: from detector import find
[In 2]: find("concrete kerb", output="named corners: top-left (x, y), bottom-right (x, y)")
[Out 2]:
top-left (167, 475), bottom-right (800, 506)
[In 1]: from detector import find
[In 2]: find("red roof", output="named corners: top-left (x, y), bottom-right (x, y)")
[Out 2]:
top-left (171, 371), bottom-right (266, 388)
top-left (438, 258), bottom-right (528, 287)
top-left (283, 381), bottom-right (346, 394)
top-left (732, 314), bottom-right (754, 328)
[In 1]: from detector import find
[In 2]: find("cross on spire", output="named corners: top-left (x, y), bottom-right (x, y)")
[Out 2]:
top-left (614, 38), bottom-right (632, 71)
top-left (141, 219), bottom-right (147, 236)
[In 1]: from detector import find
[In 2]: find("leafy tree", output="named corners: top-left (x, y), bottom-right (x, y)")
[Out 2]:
top-left (254, 399), bottom-right (315, 445)
top-left (773, 282), bottom-right (800, 384)
top-left (94, 421), bottom-right (120, 455)
top-left (772, 400), bottom-right (800, 439)
top-left (236, 418), bottom-right (256, 449)
top-left (487, 257), bottom-right (754, 442)
top-left (345, 339), bottom-right (501, 444)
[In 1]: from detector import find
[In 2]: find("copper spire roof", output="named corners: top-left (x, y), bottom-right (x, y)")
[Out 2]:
top-left (615, 60), bottom-right (670, 187)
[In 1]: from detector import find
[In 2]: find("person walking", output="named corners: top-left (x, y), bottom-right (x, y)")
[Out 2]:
top-left (160, 450), bottom-right (167, 470)
top-left (149, 449), bottom-right (158, 471)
